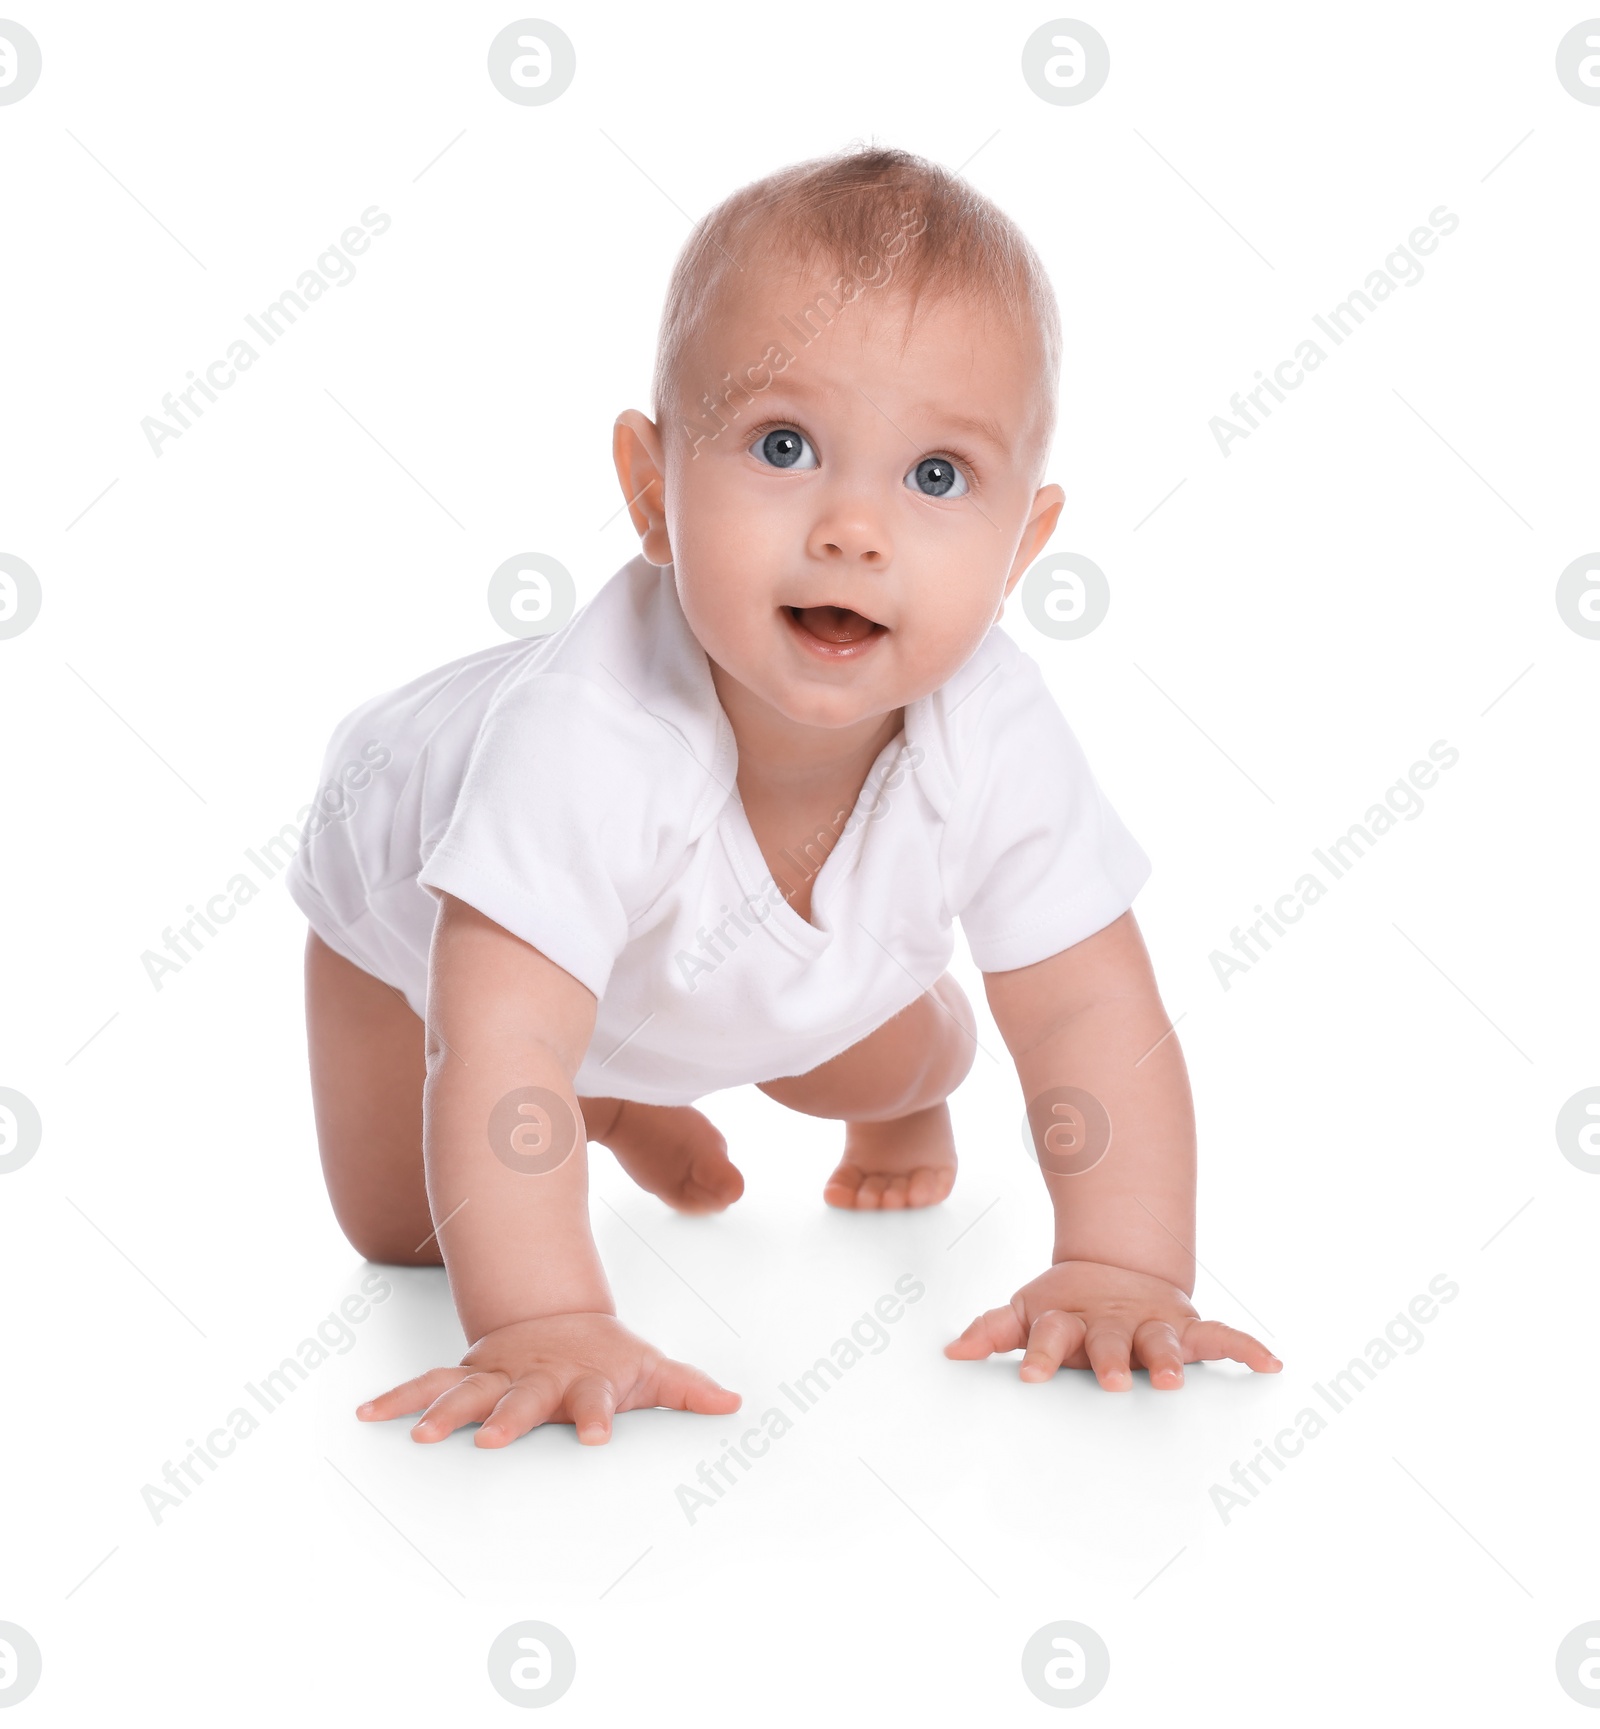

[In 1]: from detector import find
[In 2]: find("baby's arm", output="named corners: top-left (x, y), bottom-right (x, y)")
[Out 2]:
top-left (357, 893), bottom-right (740, 1445)
top-left (944, 910), bottom-right (1281, 1389)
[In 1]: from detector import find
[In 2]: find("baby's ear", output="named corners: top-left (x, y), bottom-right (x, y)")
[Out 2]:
top-left (612, 410), bottom-right (672, 566)
top-left (1006, 481), bottom-right (1066, 593)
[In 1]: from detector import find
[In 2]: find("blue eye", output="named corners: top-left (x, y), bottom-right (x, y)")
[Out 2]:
top-left (905, 455), bottom-right (967, 498)
top-left (751, 427), bottom-right (817, 469)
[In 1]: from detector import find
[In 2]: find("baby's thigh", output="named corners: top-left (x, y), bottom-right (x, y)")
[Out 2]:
top-left (304, 928), bottom-right (436, 1264)
top-left (757, 974), bottom-right (977, 1123)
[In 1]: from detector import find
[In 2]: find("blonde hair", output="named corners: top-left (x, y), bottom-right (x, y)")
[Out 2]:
top-left (651, 144), bottom-right (1061, 456)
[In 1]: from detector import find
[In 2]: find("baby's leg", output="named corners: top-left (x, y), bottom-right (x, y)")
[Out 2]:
top-left (304, 932), bottom-right (742, 1267)
top-left (581, 1095), bottom-right (745, 1214)
top-left (305, 929), bottom-right (438, 1264)
top-left (758, 975), bottom-right (978, 1210)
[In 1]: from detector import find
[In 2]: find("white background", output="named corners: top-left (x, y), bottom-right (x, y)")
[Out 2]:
top-left (2, 1), bottom-right (1596, 1721)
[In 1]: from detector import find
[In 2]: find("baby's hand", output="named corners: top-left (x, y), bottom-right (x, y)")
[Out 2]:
top-left (943, 1260), bottom-right (1281, 1390)
top-left (357, 1312), bottom-right (741, 1446)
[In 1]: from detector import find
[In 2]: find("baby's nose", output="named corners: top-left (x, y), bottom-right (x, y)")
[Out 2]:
top-left (807, 500), bottom-right (890, 565)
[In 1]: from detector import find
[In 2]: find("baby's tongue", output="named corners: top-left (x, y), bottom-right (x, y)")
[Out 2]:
top-left (793, 604), bottom-right (878, 644)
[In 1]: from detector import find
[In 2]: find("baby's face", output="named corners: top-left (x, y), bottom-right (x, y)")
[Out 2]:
top-left (616, 260), bottom-right (1063, 732)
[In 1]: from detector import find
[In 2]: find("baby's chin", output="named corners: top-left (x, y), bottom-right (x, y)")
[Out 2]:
top-left (772, 682), bottom-right (902, 732)
top-left (709, 641), bottom-right (904, 732)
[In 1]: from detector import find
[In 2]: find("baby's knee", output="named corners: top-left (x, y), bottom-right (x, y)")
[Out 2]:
top-left (854, 977), bottom-right (978, 1119)
top-left (336, 1215), bottom-right (444, 1268)
top-left (930, 974), bottom-right (977, 1047)
top-left (914, 975), bottom-right (978, 1097)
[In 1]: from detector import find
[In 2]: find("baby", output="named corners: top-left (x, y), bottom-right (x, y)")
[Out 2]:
top-left (287, 145), bottom-right (1280, 1449)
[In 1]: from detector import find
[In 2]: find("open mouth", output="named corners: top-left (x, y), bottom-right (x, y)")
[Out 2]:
top-left (783, 603), bottom-right (886, 657)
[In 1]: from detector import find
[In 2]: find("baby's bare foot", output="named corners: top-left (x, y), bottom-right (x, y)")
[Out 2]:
top-left (593, 1101), bottom-right (744, 1213)
top-left (824, 1103), bottom-right (957, 1210)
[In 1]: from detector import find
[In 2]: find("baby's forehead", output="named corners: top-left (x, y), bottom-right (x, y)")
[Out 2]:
top-left (688, 261), bottom-right (1052, 445)
top-left (709, 254), bottom-right (975, 341)
top-left (706, 255), bottom-right (1039, 373)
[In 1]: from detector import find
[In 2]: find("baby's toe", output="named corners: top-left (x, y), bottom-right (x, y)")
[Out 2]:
top-left (877, 1175), bottom-right (912, 1210)
top-left (854, 1173), bottom-right (891, 1208)
top-left (684, 1150), bottom-right (744, 1211)
top-left (822, 1165), bottom-right (865, 1208)
top-left (907, 1165), bottom-right (955, 1207)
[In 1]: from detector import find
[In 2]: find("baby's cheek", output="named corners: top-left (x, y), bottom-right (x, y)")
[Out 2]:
top-left (673, 554), bottom-right (768, 672)
top-left (916, 582), bottom-right (1000, 661)
top-left (691, 522), bottom-right (792, 625)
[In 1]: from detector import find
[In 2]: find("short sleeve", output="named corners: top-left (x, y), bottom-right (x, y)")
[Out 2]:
top-left (417, 671), bottom-right (705, 999)
top-left (942, 655), bottom-right (1152, 973)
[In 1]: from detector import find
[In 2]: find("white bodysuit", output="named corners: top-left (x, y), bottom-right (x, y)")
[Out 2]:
top-left (285, 556), bottom-right (1152, 1105)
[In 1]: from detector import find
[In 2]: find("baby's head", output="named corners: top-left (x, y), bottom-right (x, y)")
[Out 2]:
top-left (614, 145), bottom-right (1065, 732)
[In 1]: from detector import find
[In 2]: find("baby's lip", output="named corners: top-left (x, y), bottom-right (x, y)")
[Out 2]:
top-left (783, 602), bottom-right (885, 644)
top-left (781, 602), bottom-right (887, 662)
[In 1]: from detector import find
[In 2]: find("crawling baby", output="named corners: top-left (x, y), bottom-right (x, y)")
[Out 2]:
top-left (286, 145), bottom-right (1280, 1449)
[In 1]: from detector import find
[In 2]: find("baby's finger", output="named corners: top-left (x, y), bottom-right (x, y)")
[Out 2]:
top-left (1083, 1322), bottom-right (1135, 1390)
top-left (411, 1369), bottom-right (511, 1443)
top-left (1020, 1309), bottom-right (1085, 1382)
top-left (475, 1369), bottom-right (566, 1448)
top-left (357, 1366), bottom-right (466, 1423)
top-left (566, 1374), bottom-right (618, 1445)
top-left (1180, 1319), bottom-right (1282, 1373)
top-left (1132, 1319), bottom-right (1186, 1389)
top-left (649, 1356), bottom-right (742, 1416)
top-left (943, 1304), bottom-right (1027, 1359)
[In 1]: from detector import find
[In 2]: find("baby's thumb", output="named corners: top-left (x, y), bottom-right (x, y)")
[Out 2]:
top-left (944, 1303), bottom-right (1026, 1359)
